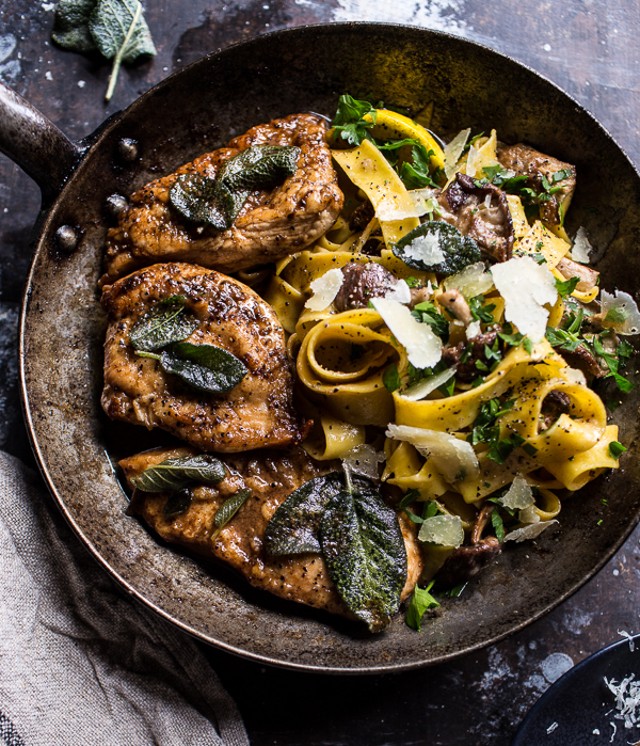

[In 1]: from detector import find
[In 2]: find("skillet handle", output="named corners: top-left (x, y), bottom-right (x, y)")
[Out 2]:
top-left (0, 81), bottom-right (84, 202)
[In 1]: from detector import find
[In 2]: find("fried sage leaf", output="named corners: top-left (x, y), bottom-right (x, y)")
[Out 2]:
top-left (321, 486), bottom-right (407, 632)
top-left (130, 454), bottom-right (226, 493)
top-left (52, 0), bottom-right (97, 52)
top-left (163, 487), bottom-right (193, 518)
top-left (211, 488), bottom-right (252, 540)
top-left (264, 473), bottom-right (345, 556)
top-left (130, 295), bottom-right (199, 352)
top-left (159, 342), bottom-right (247, 394)
top-left (393, 221), bottom-right (481, 275)
top-left (169, 174), bottom-right (232, 230)
top-left (169, 145), bottom-right (300, 230)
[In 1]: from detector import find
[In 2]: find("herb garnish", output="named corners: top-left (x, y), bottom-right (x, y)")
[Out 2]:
top-left (609, 441), bottom-right (627, 458)
top-left (52, 0), bottom-right (156, 102)
top-left (130, 453), bottom-right (226, 493)
top-left (468, 398), bottom-right (526, 464)
top-left (264, 471), bottom-right (407, 632)
top-left (211, 488), bottom-right (252, 541)
top-left (169, 145), bottom-right (300, 230)
top-left (130, 297), bottom-right (248, 395)
top-left (405, 581), bottom-right (440, 631)
top-left (330, 94), bottom-right (377, 146)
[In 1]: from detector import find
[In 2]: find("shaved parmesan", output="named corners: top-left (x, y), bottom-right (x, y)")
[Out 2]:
top-left (305, 268), bottom-right (344, 310)
top-left (600, 289), bottom-right (640, 335)
top-left (490, 256), bottom-right (557, 342)
top-left (466, 320), bottom-right (482, 340)
top-left (372, 298), bottom-right (443, 369)
top-left (571, 226), bottom-right (592, 264)
top-left (503, 519), bottom-right (558, 543)
top-left (400, 230), bottom-right (446, 267)
top-left (342, 444), bottom-right (385, 481)
top-left (518, 505), bottom-right (541, 525)
top-left (385, 424), bottom-right (480, 484)
top-left (443, 128), bottom-right (471, 178)
top-left (605, 674), bottom-right (640, 732)
top-left (400, 366), bottom-right (457, 401)
top-left (497, 475), bottom-right (535, 510)
top-left (376, 188), bottom-right (438, 221)
top-left (418, 514), bottom-right (464, 548)
top-left (444, 261), bottom-right (494, 298)
top-left (384, 278), bottom-right (412, 304)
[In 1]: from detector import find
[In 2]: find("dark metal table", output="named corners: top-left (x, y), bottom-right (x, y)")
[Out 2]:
top-left (1, 2), bottom-right (639, 743)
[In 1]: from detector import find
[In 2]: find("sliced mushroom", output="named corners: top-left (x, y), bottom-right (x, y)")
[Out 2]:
top-left (333, 262), bottom-right (398, 311)
top-left (437, 173), bottom-right (514, 262)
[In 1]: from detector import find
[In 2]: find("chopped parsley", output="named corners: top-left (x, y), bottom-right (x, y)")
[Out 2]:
top-left (331, 94), bottom-right (377, 146)
top-left (609, 441), bottom-right (627, 459)
top-left (405, 581), bottom-right (440, 631)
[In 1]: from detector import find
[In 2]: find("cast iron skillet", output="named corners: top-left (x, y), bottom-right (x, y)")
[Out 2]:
top-left (2, 23), bottom-right (640, 673)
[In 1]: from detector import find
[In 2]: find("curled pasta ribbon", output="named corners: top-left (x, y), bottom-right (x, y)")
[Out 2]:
top-left (383, 440), bottom-right (449, 499)
top-left (303, 414), bottom-right (366, 461)
top-left (544, 424), bottom-right (621, 491)
top-left (499, 378), bottom-right (607, 461)
top-left (263, 275), bottom-right (306, 334)
top-left (296, 308), bottom-right (397, 426)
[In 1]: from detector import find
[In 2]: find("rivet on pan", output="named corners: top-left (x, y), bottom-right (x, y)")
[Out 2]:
top-left (54, 225), bottom-right (79, 253)
top-left (105, 193), bottom-right (129, 219)
top-left (117, 137), bottom-right (139, 162)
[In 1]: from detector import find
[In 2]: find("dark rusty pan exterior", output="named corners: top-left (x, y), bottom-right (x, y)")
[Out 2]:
top-left (3, 24), bottom-right (640, 672)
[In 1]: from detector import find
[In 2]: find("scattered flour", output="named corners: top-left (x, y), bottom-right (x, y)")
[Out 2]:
top-left (331, 0), bottom-right (471, 35)
top-left (541, 652), bottom-right (574, 684)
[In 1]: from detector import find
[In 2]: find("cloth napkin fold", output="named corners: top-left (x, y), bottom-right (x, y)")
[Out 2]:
top-left (0, 451), bottom-right (249, 746)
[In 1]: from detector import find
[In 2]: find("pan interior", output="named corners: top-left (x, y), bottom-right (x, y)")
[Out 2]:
top-left (20, 24), bottom-right (640, 672)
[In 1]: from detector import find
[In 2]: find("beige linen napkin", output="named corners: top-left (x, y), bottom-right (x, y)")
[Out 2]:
top-left (0, 451), bottom-right (249, 746)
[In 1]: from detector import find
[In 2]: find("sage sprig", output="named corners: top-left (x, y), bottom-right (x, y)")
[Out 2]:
top-left (129, 295), bottom-right (199, 352)
top-left (211, 488), bottom-right (252, 541)
top-left (52, 0), bottom-right (156, 102)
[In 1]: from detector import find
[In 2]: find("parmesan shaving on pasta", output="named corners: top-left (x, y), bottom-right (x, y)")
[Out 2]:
top-left (384, 278), bottom-right (412, 304)
top-left (376, 188), bottom-right (438, 221)
top-left (400, 366), bottom-right (457, 401)
top-left (418, 514), bottom-right (464, 548)
top-left (385, 424), bottom-right (480, 484)
top-left (371, 297), bottom-right (443, 368)
top-left (490, 256), bottom-right (558, 342)
top-left (497, 475), bottom-right (534, 510)
top-left (304, 268), bottom-right (344, 310)
top-left (399, 229), bottom-right (446, 266)
top-left (443, 128), bottom-right (471, 179)
top-left (444, 261), bottom-right (494, 298)
top-left (503, 520), bottom-right (558, 543)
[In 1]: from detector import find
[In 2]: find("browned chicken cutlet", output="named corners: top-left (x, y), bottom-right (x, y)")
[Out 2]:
top-left (103, 113), bottom-right (344, 283)
top-left (101, 262), bottom-right (304, 452)
top-left (120, 446), bottom-right (424, 620)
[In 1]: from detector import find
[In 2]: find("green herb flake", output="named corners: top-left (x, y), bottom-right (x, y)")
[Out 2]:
top-left (330, 94), bottom-right (377, 146)
top-left (608, 440), bottom-right (627, 459)
top-left (405, 582), bottom-right (440, 631)
top-left (158, 342), bottom-right (248, 395)
top-left (382, 364), bottom-right (401, 393)
top-left (555, 276), bottom-right (579, 298)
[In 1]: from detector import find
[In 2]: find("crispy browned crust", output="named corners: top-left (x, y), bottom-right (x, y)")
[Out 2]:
top-left (103, 113), bottom-right (344, 283)
top-left (101, 262), bottom-right (304, 452)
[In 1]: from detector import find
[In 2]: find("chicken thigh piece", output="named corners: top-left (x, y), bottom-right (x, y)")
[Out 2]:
top-left (103, 113), bottom-right (343, 282)
top-left (101, 262), bottom-right (304, 452)
top-left (120, 446), bottom-right (424, 621)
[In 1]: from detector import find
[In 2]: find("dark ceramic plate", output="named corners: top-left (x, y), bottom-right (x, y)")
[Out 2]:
top-left (16, 24), bottom-right (640, 672)
top-left (513, 635), bottom-right (640, 745)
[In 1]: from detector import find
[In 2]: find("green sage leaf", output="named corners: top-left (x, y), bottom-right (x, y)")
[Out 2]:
top-left (130, 454), bottom-right (226, 493)
top-left (212, 488), bottom-right (252, 540)
top-left (264, 473), bottom-right (346, 556)
top-left (163, 487), bottom-right (193, 518)
top-left (217, 145), bottom-right (300, 193)
top-left (89, 0), bottom-right (156, 63)
top-left (130, 295), bottom-right (199, 352)
top-left (321, 486), bottom-right (407, 632)
top-left (159, 342), bottom-right (247, 394)
top-left (52, 0), bottom-right (97, 52)
top-left (393, 221), bottom-right (481, 276)
top-left (169, 174), bottom-right (232, 230)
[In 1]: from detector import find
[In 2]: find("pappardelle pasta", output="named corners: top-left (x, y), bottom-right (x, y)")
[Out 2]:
top-left (261, 95), bottom-right (637, 628)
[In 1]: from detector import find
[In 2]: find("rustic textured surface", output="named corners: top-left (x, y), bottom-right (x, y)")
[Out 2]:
top-left (2, 2), bottom-right (640, 744)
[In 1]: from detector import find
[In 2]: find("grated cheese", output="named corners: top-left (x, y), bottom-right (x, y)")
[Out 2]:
top-left (605, 673), bottom-right (640, 736)
top-left (372, 297), bottom-right (443, 369)
top-left (384, 278), bottom-right (412, 304)
top-left (304, 268), bottom-right (344, 310)
top-left (503, 519), bottom-right (558, 543)
top-left (400, 366), bottom-right (457, 401)
top-left (490, 256), bottom-right (557, 342)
